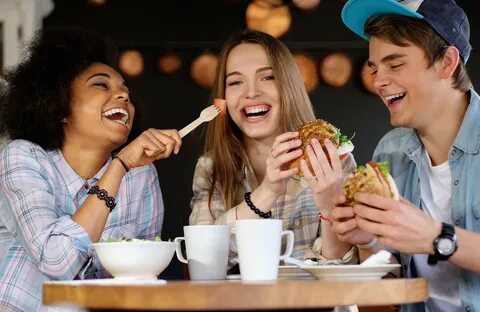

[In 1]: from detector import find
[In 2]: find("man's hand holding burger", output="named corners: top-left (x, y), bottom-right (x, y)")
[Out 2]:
top-left (330, 161), bottom-right (400, 261)
top-left (353, 193), bottom-right (442, 256)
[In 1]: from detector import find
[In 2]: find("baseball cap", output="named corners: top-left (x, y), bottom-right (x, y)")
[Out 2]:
top-left (341, 0), bottom-right (472, 63)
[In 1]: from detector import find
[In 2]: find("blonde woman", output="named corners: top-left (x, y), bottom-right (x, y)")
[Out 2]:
top-left (190, 30), bottom-right (356, 262)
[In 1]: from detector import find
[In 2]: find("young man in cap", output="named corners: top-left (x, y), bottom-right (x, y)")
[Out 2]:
top-left (330, 0), bottom-right (479, 311)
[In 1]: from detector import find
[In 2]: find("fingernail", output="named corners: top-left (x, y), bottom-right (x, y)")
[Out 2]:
top-left (312, 139), bottom-right (319, 145)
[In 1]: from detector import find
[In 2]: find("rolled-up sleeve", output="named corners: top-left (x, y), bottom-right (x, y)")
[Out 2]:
top-left (189, 155), bottom-right (237, 226)
top-left (0, 144), bottom-right (92, 280)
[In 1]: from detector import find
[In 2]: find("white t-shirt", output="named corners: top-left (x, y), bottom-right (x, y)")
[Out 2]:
top-left (414, 148), bottom-right (462, 312)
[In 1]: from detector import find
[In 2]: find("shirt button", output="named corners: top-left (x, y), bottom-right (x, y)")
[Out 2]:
top-left (294, 220), bottom-right (300, 226)
top-left (454, 180), bottom-right (459, 186)
top-left (465, 306), bottom-right (471, 312)
top-left (451, 150), bottom-right (456, 156)
top-left (84, 183), bottom-right (89, 189)
top-left (455, 219), bottom-right (461, 226)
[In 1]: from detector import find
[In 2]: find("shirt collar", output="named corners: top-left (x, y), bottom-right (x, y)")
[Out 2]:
top-left (452, 90), bottom-right (480, 154)
top-left (47, 149), bottom-right (112, 199)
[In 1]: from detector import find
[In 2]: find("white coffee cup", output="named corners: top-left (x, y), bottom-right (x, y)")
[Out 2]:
top-left (235, 219), bottom-right (294, 281)
top-left (175, 225), bottom-right (230, 280)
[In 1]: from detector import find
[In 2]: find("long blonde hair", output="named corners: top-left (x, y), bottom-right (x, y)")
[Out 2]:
top-left (205, 30), bottom-right (315, 210)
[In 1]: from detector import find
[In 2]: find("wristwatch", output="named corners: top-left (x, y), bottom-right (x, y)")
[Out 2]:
top-left (427, 222), bottom-right (458, 265)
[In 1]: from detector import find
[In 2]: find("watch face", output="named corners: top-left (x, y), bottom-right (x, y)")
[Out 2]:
top-left (438, 238), bottom-right (455, 255)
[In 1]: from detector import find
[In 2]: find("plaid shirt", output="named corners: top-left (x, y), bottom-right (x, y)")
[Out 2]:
top-left (189, 153), bottom-right (358, 261)
top-left (0, 140), bottom-right (164, 311)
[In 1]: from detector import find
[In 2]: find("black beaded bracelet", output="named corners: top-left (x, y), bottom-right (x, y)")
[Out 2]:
top-left (113, 155), bottom-right (129, 173)
top-left (244, 192), bottom-right (272, 219)
top-left (88, 185), bottom-right (116, 212)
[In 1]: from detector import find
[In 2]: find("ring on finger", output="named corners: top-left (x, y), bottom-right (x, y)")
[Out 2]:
top-left (271, 148), bottom-right (277, 159)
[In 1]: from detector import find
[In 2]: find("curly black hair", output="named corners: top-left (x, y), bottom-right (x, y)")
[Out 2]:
top-left (0, 26), bottom-right (119, 150)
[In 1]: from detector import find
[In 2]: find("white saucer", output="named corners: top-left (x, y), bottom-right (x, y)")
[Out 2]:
top-left (299, 264), bottom-right (400, 280)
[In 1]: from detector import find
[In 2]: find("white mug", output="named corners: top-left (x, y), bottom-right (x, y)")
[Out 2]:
top-left (175, 225), bottom-right (230, 280)
top-left (235, 219), bottom-right (294, 281)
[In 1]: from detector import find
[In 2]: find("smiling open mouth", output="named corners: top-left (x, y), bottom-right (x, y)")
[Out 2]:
top-left (243, 105), bottom-right (271, 119)
top-left (384, 92), bottom-right (406, 105)
top-left (102, 108), bottom-right (129, 125)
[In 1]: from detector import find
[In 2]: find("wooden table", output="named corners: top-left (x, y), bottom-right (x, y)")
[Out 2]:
top-left (43, 278), bottom-right (427, 310)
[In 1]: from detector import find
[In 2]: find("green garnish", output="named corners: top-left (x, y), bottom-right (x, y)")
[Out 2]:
top-left (340, 132), bottom-right (355, 145)
top-left (376, 161), bottom-right (390, 178)
top-left (357, 165), bottom-right (366, 172)
top-left (331, 125), bottom-right (354, 146)
top-left (332, 126), bottom-right (341, 143)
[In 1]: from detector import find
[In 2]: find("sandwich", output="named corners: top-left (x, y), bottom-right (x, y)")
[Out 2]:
top-left (288, 119), bottom-right (354, 176)
top-left (343, 161), bottom-right (399, 206)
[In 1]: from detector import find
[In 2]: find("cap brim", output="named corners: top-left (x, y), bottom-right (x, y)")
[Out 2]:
top-left (342, 0), bottom-right (423, 41)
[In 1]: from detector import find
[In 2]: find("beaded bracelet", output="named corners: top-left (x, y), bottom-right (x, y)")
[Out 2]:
top-left (88, 185), bottom-right (116, 212)
top-left (244, 192), bottom-right (272, 219)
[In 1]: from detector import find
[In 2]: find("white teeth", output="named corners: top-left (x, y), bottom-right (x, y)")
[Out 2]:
top-left (102, 108), bottom-right (129, 125)
top-left (244, 106), bottom-right (269, 114)
top-left (384, 92), bottom-right (406, 101)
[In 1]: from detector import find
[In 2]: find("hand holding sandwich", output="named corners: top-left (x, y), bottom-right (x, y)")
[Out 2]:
top-left (330, 161), bottom-right (399, 259)
top-left (353, 193), bottom-right (441, 255)
top-left (300, 138), bottom-right (344, 214)
top-left (331, 161), bottom-right (441, 256)
top-left (289, 119), bottom-right (355, 213)
top-left (262, 131), bottom-right (304, 197)
top-left (291, 119), bottom-right (356, 260)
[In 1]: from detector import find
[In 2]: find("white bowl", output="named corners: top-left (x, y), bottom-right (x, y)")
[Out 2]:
top-left (93, 241), bottom-right (176, 280)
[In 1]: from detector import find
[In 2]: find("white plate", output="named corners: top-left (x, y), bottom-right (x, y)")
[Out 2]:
top-left (226, 266), bottom-right (314, 280)
top-left (300, 264), bottom-right (400, 280)
top-left (278, 265), bottom-right (315, 279)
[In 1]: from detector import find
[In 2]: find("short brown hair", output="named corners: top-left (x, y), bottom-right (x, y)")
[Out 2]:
top-left (365, 14), bottom-right (472, 92)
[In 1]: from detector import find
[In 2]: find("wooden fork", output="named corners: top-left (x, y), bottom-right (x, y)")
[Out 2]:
top-left (179, 105), bottom-right (221, 138)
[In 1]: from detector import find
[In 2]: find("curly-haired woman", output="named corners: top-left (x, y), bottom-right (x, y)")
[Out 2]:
top-left (0, 27), bottom-right (181, 311)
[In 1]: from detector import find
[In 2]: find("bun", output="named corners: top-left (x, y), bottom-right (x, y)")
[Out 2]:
top-left (343, 161), bottom-right (399, 206)
top-left (288, 119), bottom-right (339, 176)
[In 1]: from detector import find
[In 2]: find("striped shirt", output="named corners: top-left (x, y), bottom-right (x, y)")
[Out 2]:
top-left (189, 153), bottom-right (358, 262)
top-left (0, 140), bottom-right (164, 311)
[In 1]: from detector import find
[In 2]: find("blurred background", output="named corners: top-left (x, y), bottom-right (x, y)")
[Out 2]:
top-left (1, 0), bottom-right (478, 279)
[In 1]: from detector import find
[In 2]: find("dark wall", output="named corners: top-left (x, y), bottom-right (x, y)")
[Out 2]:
top-left (44, 0), bottom-right (480, 279)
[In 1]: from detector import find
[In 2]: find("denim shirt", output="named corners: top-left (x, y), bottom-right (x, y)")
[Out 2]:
top-left (373, 90), bottom-right (480, 312)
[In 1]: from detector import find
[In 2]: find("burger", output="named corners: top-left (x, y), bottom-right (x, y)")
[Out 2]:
top-left (288, 119), bottom-right (354, 176)
top-left (343, 161), bottom-right (399, 206)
